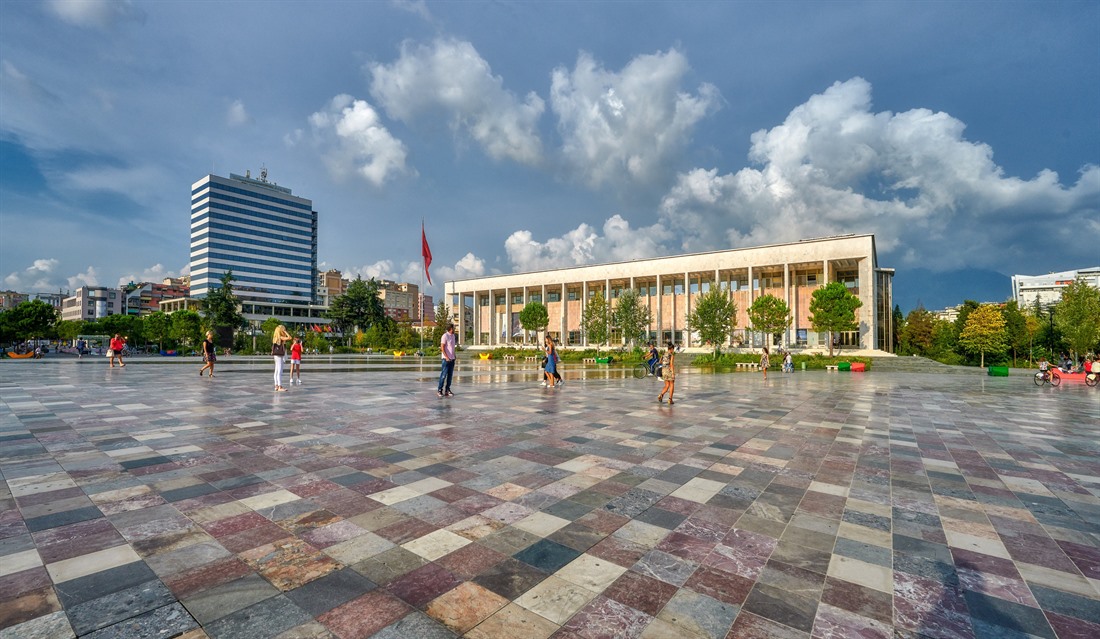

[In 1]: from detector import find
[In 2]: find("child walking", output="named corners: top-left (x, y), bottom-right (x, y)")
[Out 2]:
top-left (657, 342), bottom-right (676, 405)
top-left (289, 338), bottom-right (303, 385)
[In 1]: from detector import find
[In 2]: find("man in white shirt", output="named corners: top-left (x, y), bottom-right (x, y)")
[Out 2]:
top-left (437, 323), bottom-right (457, 397)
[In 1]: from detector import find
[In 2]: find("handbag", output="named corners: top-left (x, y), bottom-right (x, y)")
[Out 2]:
top-left (272, 343), bottom-right (285, 357)
top-left (106, 349), bottom-right (114, 357)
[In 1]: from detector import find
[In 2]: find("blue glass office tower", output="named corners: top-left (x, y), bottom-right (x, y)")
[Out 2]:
top-left (189, 172), bottom-right (318, 306)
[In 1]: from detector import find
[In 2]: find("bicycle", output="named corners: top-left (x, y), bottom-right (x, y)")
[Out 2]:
top-left (1034, 370), bottom-right (1061, 387)
top-left (1086, 370), bottom-right (1098, 388)
top-left (632, 360), bottom-right (658, 379)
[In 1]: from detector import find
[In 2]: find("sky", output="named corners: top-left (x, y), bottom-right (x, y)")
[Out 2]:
top-left (1, 0), bottom-right (1097, 313)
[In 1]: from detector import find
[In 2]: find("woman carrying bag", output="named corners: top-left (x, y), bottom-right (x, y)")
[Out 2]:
top-left (272, 325), bottom-right (291, 392)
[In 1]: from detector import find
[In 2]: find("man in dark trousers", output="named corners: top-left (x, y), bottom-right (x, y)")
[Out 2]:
top-left (437, 323), bottom-right (457, 397)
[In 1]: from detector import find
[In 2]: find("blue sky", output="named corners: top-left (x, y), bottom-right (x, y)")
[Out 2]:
top-left (2, 0), bottom-right (1097, 312)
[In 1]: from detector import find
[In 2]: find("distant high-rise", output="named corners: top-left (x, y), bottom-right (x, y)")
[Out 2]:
top-left (189, 171), bottom-right (318, 306)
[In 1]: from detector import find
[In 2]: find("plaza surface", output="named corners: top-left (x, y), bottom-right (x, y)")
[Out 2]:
top-left (1, 357), bottom-right (1098, 639)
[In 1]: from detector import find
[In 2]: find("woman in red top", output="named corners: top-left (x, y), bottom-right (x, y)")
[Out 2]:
top-left (289, 338), bottom-right (303, 385)
top-left (109, 334), bottom-right (126, 368)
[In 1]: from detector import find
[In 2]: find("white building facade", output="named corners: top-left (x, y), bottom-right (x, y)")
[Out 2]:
top-left (447, 234), bottom-right (894, 353)
top-left (61, 287), bottom-right (125, 322)
top-left (1012, 267), bottom-right (1100, 309)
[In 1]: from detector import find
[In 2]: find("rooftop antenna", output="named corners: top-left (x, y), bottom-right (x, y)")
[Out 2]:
top-left (260, 166), bottom-right (268, 182)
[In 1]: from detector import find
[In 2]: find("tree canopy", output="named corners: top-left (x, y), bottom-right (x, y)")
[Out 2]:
top-left (202, 270), bottom-right (246, 330)
top-left (686, 286), bottom-right (737, 354)
top-left (612, 289), bottom-right (652, 347)
top-left (581, 291), bottom-right (610, 349)
top-left (809, 282), bottom-right (863, 356)
top-left (519, 301), bottom-right (550, 337)
top-left (326, 276), bottom-right (388, 337)
top-left (2, 299), bottom-right (59, 339)
top-left (1054, 278), bottom-right (1100, 358)
top-left (747, 294), bottom-right (791, 349)
top-left (958, 303), bottom-right (1007, 367)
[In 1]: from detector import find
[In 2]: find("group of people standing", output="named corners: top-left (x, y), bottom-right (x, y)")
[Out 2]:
top-left (270, 325), bottom-right (303, 391)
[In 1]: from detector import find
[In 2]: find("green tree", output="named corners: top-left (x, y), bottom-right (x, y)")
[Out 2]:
top-left (99, 314), bottom-right (137, 343)
top-left (892, 304), bottom-right (904, 352)
top-left (326, 276), bottom-right (387, 343)
top-left (0, 311), bottom-right (14, 344)
top-left (612, 289), bottom-right (652, 347)
top-left (747, 294), bottom-right (792, 350)
top-left (431, 299), bottom-right (450, 347)
top-left (144, 312), bottom-right (171, 349)
top-left (202, 270), bottom-right (246, 331)
top-left (931, 318), bottom-right (959, 361)
top-left (171, 310), bottom-right (204, 348)
top-left (1000, 301), bottom-right (1027, 367)
top-left (55, 320), bottom-right (84, 343)
top-left (581, 291), bottom-right (610, 351)
top-left (519, 301), bottom-right (550, 341)
top-left (809, 282), bottom-right (863, 356)
top-left (686, 286), bottom-right (737, 355)
top-left (4, 299), bottom-right (60, 340)
top-left (1024, 315), bottom-right (1040, 365)
top-left (1054, 278), bottom-right (1100, 359)
top-left (899, 306), bottom-right (935, 356)
top-left (958, 303), bottom-right (1007, 367)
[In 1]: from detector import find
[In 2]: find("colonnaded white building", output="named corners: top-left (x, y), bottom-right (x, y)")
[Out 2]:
top-left (446, 234), bottom-right (895, 353)
top-left (1011, 267), bottom-right (1100, 309)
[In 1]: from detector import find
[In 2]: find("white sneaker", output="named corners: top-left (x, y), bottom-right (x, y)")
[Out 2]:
top-left (540, 382), bottom-right (547, 386)
top-left (555, 380), bottom-right (563, 387)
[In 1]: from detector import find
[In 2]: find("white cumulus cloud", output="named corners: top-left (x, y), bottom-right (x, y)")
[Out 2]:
top-left (226, 99), bottom-right (251, 127)
top-left (45, 0), bottom-right (144, 29)
top-left (116, 263), bottom-right (179, 287)
top-left (67, 266), bottom-right (99, 289)
top-left (309, 94), bottom-right (412, 187)
top-left (504, 215), bottom-right (671, 273)
top-left (369, 38), bottom-right (545, 165)
top-left (550, 48), bottom-right (720, 188)
top-left (658, 77), bottom-right (1100, 271)
top-left (4, 258), bottom-right (60, 291)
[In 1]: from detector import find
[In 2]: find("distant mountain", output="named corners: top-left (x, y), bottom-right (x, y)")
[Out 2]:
top-left (891, 268), bottom-right (1011, 313)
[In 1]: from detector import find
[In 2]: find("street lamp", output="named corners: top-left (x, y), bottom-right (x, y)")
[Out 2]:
top-left (1047, 306), bottom-right (1055, 358)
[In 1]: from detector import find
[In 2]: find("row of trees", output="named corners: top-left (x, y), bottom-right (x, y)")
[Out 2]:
top-left (514, 281), bottom-right (863, 355)
top-left (0, 272), bottom-right (249, 351)
top-left (895, 278), bottom-right (1100, 367)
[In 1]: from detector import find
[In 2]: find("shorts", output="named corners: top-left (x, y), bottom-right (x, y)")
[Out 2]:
top-left (290, 358), bottom-right (301, 364)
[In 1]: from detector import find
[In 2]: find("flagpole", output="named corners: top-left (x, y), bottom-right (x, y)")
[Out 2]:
top-left (419, 219), bottom-right (425, 356)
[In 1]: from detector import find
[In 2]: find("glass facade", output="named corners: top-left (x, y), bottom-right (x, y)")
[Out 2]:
top-left (189, 173), bottom-right (317, 306)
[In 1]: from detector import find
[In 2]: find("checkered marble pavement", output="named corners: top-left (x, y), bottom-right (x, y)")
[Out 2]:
top-left (1, 358), bottom-right (1098, 639)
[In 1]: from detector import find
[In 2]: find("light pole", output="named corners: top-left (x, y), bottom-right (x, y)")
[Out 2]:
top-left (1047, 306), bottom-right (1055, 358)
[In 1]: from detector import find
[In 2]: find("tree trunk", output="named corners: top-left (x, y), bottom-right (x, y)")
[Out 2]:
top-left (980, 351), bottom-right (985, 368)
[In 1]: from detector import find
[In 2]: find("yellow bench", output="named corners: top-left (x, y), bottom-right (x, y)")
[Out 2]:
top-left (479, 353), bottom-right (492, 360)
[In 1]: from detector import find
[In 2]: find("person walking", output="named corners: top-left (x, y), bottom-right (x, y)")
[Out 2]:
top-left (657, 342), bottom-right (676, 404)
top-left (437, 323), bottom-right (457, 397)
top-left (760, 346), bottom-right (770, 380)
top-left (542, 336), bottom-right (561, 387)
top-left (109, 334), bottom-right (126, 368)
top-left (200, 331), bottom-right (217, 377)
top-left (272, 325), bottom-right (291, 392)
top-left (289, 338), bottom-right (303, 385)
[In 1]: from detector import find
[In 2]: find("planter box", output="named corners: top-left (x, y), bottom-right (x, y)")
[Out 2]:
top-left (838, 362), bottom-right (851, 371)
top-left (987, 366), bottom-right (1009, 377)
top-left (595, 356), bottom-right (613, 364)
top-left (850, 362), bottom-right (866, 372)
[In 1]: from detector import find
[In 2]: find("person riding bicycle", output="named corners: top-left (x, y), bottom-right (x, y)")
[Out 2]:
top-left (646, 342), bottom-right (659, 375)
top-left (1038, 356), bottom-right (1052, 381)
